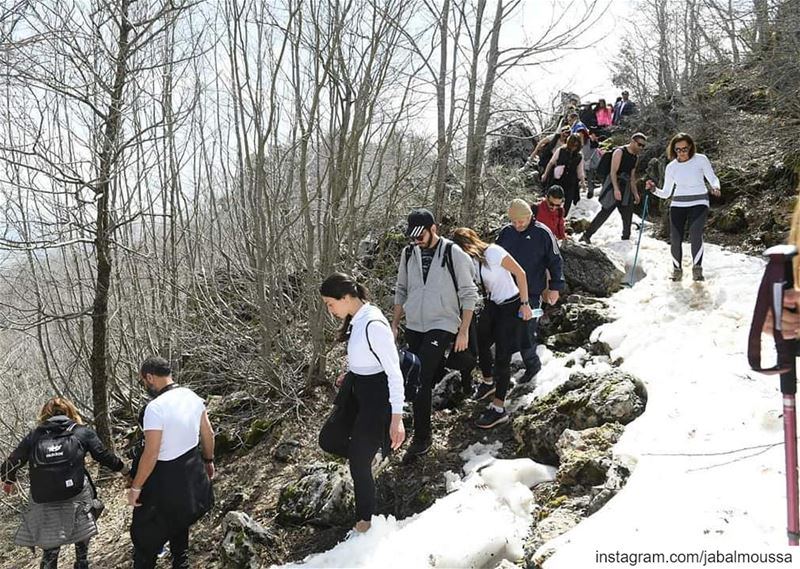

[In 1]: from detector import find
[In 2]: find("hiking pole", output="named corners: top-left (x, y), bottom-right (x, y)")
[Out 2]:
top-left (748, 244), bottom-right (799, 546)
top-left (624, 192), bottom-right (650, 287)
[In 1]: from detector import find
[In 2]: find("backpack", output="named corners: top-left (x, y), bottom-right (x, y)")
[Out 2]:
top-left (595, 147), bottom-right (619, 179)
top-left (29, 423), bottom-right (86, 503)
top-left (365, 319), bottom-right (422, 401)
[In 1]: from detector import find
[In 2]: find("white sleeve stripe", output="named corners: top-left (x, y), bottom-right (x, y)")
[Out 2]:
top-left (535, 221), bottom-right (560, 255)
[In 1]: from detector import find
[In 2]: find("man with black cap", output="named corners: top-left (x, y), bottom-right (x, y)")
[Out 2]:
top-left (392, 208), bottom-right (479, 459)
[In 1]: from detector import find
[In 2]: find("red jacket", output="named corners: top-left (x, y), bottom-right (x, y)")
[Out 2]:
top-left (534, 200), bottom-right (566, 240)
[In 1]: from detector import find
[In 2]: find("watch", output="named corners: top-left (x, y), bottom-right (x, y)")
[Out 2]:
top-left (203, 457), bottom-right (214, 464)
top-left (520, 301), bottom-right (530, 306)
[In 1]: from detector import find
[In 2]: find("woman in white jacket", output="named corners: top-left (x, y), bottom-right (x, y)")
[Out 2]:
top-left (646, 132), bottom-right (721, 282)
top-left (319, 273), bottom-right (406, 533)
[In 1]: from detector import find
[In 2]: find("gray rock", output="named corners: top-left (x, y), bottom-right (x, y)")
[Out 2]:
top-left (512, 370), bottom-right (647, 464)
top-left (221, 510), bottom-right (274, 568)
top-left (555, 424), bottom-right (624, 487)
top-left (206, 391), bottom-right (259, 419)
top-left (560, 240), bottom-right (625, 297)
top-left (543, 302), bottom-right (614, 350)
top-left (276, 462), bottom-right (355, 527)
top-left (524, 507), bottom-right (584, 568)
top-left (432, 369), bottom-right (468, 410)
top-left (273, 439), bottom-right (302, 463)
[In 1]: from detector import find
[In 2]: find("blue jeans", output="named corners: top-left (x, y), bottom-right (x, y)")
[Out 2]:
top-left (519, 299), bottom-right (542, 372)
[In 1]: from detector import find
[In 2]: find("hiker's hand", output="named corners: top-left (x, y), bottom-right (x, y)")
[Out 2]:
top-left (2, 482), bottom-right (14, 495)
top-left (520, 304), bottom-right (533, 321)
top-left (205, 461), bottom-right (216, 481)
top-left (454, 329), bottom-right (469, 352)
top-left (127, 488), bottom-right (142, 507)
top-left (633, 192), bottom-right (641, 205)
top-left (545, 290), bottom-right (560, 305)
top-left (390, 414), bottom-right (405, 450)
top-left (335, 372), bottom-right (346, 388)
top-left (764, 289), bottom-right (800, 339)
top-left (645, 179), bottom-right (655, 191)
top-left (613, 189), bottom-right (622, 202)
top-left (710, 186), bottom-right (721, 197)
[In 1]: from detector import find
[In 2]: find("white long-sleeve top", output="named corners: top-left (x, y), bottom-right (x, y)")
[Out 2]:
top-left (348, 303), bottom-right (404, 414)
top-left (653, 153), bottom-right (720, 208)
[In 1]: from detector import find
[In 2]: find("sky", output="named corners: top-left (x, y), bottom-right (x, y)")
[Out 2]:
top-left (271, 194), bottom-right (798, 569)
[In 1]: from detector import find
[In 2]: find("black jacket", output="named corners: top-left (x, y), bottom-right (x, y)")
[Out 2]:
top-left (496, 222), bottom-right (565, 297)
top-left (0, 415), bottom-right (124, 483)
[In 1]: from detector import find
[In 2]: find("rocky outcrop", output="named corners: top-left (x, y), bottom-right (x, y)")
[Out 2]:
top-left (486, 122), bottom-right (537, 168)
top-left (560, 240), bottom-right (625, 297)
top-left (276, 462), bottom-right (355, 527)
top-left (221, 511), bottom-right (275, 568)
top-left (541, 296), bottom-right (614, 350)
top-left (512, 370), bottom-right (647, 465)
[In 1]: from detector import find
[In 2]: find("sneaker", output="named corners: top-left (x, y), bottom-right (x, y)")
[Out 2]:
top-left (692, 266), bottom-right (704, 281)
top-left (403, 437), bottom-right (431, 459)
top-left (475, 406), bottom-right (509, 429)
top-left (518, 360), bottom-right (541, 384)
top-left (473, 382), bottom-right (496, 401)
top-left (579, 233), bottom-right (591, 244)
top-left (671, 268), bottom-right (683, 281)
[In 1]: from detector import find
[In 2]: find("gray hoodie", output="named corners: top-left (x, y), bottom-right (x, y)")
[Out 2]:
top-left (394, 237), bottom-right (479, 334)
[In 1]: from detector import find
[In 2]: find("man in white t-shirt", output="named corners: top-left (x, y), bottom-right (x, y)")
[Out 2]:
top-left (128, 357), bottom-right (215, 569)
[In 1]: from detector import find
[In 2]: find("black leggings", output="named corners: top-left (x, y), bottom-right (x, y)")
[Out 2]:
top-left (41, 540), bottom-right (89, 569)
top-left (669, 205), bottom-right (708, 268)
top-left (477, 298), bottom-right (521, 401)
top-left (319, 372), bottom-right (390, 523)
top-left (132, 527), bottom-right (189, 569)
top-left (586, 197), bottom-right (634, 240)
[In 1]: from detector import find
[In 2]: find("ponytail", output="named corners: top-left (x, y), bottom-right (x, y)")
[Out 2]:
top-left (319, 272), bottom-right (370, 342)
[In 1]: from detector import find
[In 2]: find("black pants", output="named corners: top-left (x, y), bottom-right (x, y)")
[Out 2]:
top-left (405, 329), bottom-right (454, 442)
top-left (585, 200), bottom-right (634, 240)
top-left (133, 527), bottom-right (189, 569)
top-left (41, 540), bottom-right (89, 569)
top-left (669, 205), bottom-right (708, 268)
top-left (477, 298), bottom-right (521, 401)
top-left (319, 372), bottom-right (390, 523)
top-left (518, 297), bottom-right (542, 373)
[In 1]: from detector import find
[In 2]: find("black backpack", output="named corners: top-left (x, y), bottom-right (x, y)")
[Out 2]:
top-left (595, 147), bottom-right (618, 180)
top-left (29, 423), bottom-right (86, 503)
top-left (364, 319), bottom-right (422, 401)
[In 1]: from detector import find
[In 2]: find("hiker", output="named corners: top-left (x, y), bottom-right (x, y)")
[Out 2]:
top-left (451, 228), bottom-right (532, 428)
top-left (580, 133), bottom-right (646, 244)
top-left (497, 199), bottom-right (565, 383)
top-left (1, 397), bottom-right (129, 569)
top-left (318, 273), bottom-right (405, 532)
top-left (567, 112), bottom-right (587, 135)
top-left (533, 186), bottom-right (566, 240)
top-left (595, 99), bottom-right (613, 127)
top-left (542, 134), bottom-right (587, 216)
top-left (528, 126), bottom-right (569, 174)
top-left (645, 132), bottom-right (721, 281)
top-left (128, 357), bottom-right (214, 569)
top-left (612, 91), bottom-right (636, 124)
top-left (392, 208), bottom-right (478, 458)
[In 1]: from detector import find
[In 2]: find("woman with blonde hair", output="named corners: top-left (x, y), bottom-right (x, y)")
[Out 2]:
top-left (451, 228), bottom-right (532, 428)
top-left (1, 397), bottom-right (129, 569)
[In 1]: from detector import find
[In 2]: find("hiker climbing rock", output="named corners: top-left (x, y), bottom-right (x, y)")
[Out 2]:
top-left (318, 272), bottom-right (406, 533)
top-left (392, 208), bottom-right (478, 459)
top-left (451, 228), bottom-right (532, 429)
top-left (1, 397), bottom-right (129, 569)
top-left (645, 132), bottom-right (721, 282)
top-left (541, 134), bottom-right (587, 216)
top-left (581, 133), bottom-right (646, 244)
top-left (128, 357), bottom-right (215, 569)
top-left (497, 199), bottom-right (565, 384)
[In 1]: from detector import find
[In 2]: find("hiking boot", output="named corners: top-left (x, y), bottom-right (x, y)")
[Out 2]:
top-left (473, 381), bottom-right (496, 401)
top-left (671, 268), bottom-right (683, 281)
top-left (403, 437), bottom-right (431, 459)
top-left (475, 406), bottom-right (510, 429)
top-left (579, 233), bottom-right (591, 245)
top-left (692, 266), bottom-right (705, 281)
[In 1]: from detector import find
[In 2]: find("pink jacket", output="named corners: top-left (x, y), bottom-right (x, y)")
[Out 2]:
top-left (596, 107), bottom-right (613, 127)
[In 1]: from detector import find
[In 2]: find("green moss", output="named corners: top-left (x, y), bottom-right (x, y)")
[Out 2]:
top-left (244, 418), bottom-right (279, 448)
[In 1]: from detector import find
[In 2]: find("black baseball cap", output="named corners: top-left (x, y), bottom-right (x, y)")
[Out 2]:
top-left (406, 208), bottom-right (435, 238)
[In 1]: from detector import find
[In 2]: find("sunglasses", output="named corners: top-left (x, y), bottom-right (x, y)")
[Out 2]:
top-left (675, 146), bottom-right (690, 153)
top-left (547, 200), bottom-right (563, 208)
top-left (635, 140), bottom-right (646, 148)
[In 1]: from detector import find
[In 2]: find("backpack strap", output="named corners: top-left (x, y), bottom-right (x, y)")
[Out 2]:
top-left (364, 319), bottom-right (385, 366)
top-left (440, 241), bottom-right (462, 312)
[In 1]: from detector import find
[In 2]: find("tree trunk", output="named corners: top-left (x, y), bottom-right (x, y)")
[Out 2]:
top-left (432, 0), bottom-right (450, 221)
top-left (90, 0), bottom-right (132, 449)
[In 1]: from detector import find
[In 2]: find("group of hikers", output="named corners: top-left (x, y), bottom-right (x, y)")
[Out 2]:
top-left (0, 112), bottom-right (726, 565)
top-left (1, 358), bottom-right (214, 568)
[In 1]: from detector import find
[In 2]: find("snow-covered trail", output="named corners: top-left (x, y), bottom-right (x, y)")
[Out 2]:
top-left (273, 197), bottom-right (796, 569)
